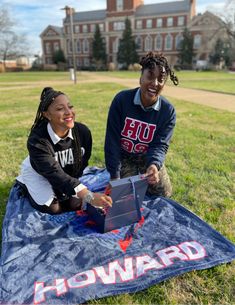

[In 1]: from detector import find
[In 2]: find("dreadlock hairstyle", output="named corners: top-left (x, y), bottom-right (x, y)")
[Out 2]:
top-left (30, 87), bottom-right (82, 177)
top-left (139, 51), bottom-right (179, 86)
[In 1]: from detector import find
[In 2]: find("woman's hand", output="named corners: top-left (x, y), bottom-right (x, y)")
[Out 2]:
top-left (77, 188), bottom-right (112, 209)
top-left (145, 164), bottom-right (159, 185)
top-left (91, 192), bottom-right (112, 209)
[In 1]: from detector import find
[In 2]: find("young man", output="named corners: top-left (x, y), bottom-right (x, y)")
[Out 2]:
top-left (104, 52), bottom-right (179, 197)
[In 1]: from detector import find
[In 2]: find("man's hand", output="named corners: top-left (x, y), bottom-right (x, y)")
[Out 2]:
top-left (145, 164), bottom-right (159, 185)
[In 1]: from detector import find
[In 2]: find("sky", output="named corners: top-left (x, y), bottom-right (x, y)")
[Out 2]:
top-left (1, 0), bottom-right (227, 56)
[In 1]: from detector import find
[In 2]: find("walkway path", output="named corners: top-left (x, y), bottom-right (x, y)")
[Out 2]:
top-left (80, 72), bottom-right (235, 113)
top-left (1, 72), bottom-right (234, 112)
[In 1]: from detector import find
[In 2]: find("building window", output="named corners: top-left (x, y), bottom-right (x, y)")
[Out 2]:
top-left (165, 34), bottom-right (173, 50)
top-left (175, 34), bottom-right (183, 50)
top-left (46, 57), bottom-right (52, 64)
top-left (99, 23), bottom-right (104, 32)
top-left (156, 18), bottom-right (163, 27)
top-left (146, 19), bottom-right (152, 28)
top-left (76, 40), bottom-right (81, 53)
top-left (83, 38), bottom-right (89, 53)
top-left (167, 17), bottom-right (173, 27)
top-left (67, 40), bottom-right (73, 53)
top-left (116, 0), bottom-right (123, 11)
top-left (76, 58), bottom-right (81, 67)
top-left (155, 34), bottom-right (162, 50)
top-left (178, 16), bottom-right (185, 26)
top-left (113, 21), bottom-right (125, 31)
top-left (84, 57), bottom-right (90, 67)
top-left (45, 42), bottom-right (51, 54)
top-left (82, 24), bottom-right (88, 33)
top-left (194, 34), bottom-right (201, 49)
top-left (90, 24), bottom-right (95, 32)
top-left (145, 35), bottom-right (152, 51)
top-left (136, 20), bottom-right (142, 29)
top-left (53, 42), bottom-right (59, 52)
top-left (75, 25), bottom-right (79, 33)
top-left (135, 36), bottom-right (142, 50)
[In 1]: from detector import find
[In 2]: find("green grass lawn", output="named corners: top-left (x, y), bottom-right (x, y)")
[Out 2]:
top-left (1, 70), bottom-right (235, 94)
top-left (96, 70), bottom-right (235, 95)
top-left (0, 74), bottom-right (235, 304)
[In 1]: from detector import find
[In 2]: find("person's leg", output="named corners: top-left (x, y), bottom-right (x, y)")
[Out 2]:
top-left (31, 197), bottom-right (83, 214)
top-left (120, 156), bottom-right (172, 197)
top-left (120, 157), bottom-right (139, 178)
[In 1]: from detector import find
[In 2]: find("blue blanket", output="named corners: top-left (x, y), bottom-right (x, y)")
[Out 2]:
top-left (1, 168), bottom-right (235, 304)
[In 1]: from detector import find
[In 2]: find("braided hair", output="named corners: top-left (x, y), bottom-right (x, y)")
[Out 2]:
top-left (31, 87), bottom-right (82, 177)
top-left (139, 52), bottom-right (179, 86)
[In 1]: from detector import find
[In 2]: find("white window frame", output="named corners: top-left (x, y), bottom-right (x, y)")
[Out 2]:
top-left (76, 39), bottom-right (81, 53)
top-left (157, 18), bottom-right (163, 27)
top-left (135, 36), bottom-right (142, 50)
top-left (82, 24), bottom-right (88, 33)
top-left (175, 34), bottom-right (183, 50)
top-left (53, 42), bottom-right (59, 52)
top-left (194, 34), bottom-right (201, 49)
top-left (167, 17), bottom-right (173, 27)
top-left (83, 38), bottom-right (89, 53)
top-left (146, 19), bottom-right (152, 28)
top-left (136, 20), bottom-right (142, 29)
top-left (178, 16), bottom-right (185, 26)
top-left (75, 25), bottom-right (80, 33)
top-left (45, 42), bottom-right (51, 54)
top-left (155, 34), bottom-right (162, 50)
top-left (145, 35), bottom-right (152, 51)
top-left (99, 23), bottom-right (104, 32)
top-left (116, 0), bottom-right (123, 11)
top-left (165, 34), bottom-right (173, 50)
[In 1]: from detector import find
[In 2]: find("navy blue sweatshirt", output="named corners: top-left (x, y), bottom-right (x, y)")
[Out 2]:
top-left (27, 121), bottom-right (92, 197)
top-left (105, 88), bottom-right (176, 179)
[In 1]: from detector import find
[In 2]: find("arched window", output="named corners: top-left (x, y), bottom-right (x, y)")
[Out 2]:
top-left (67, 40), bottom-right (72, 53)
top-left (76, 40), bottom-right (81, 53)
top-left (83, 38), bottom-right (89, 53)
top-left (144, 35), bottom-right (152, 51)
top-left (175, 34), bottom-right (183, 50)
top-left (164, 34), bottom-right (173, 50)
top-left (135, 36), bottom-right (142, 50)
top-left (194, 34), bottom-right (201, 49)
top-left (155, 34), bottom-right (162, 50)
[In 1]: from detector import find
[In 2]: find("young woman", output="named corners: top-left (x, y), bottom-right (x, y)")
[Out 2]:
top-left (17, 87), bottom-right (112, 214)
top-left (105, 52), bottom-right (179, 197)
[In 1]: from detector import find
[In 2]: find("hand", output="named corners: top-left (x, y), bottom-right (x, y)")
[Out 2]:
top-left (91, 192), bottom-right (112, 209)
top-left (145, 164), bottom-right (160, 185)
top-left (77, 189), bottom-right (113, 209)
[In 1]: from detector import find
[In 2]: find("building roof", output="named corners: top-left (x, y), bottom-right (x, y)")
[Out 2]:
top-left (65, 9), bottom-right (106, 23)
top-left (135, 0), bottom-right (191, 16)
top-left (40, 25), bottom-right (63, 37)
top-left (49, 25), bottom-right (63, 34)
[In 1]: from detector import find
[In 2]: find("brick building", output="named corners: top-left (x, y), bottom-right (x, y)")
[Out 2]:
top-left (40, 0), bottom-right (229, 68)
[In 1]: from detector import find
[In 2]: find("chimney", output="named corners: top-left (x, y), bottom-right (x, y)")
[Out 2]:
top-left (64, 6), bottom-right (75, 17)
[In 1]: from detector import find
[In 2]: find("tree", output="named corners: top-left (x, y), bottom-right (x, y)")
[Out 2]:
top-left (92, 24), bottom-right (107, 70)
top-left (209, 38), bottom-right (231, 66)
top-left (177, 28), bottom-right (195, 68)
top-left (0, 5), bottom-right (28, 69)
top-left (117, 18), bottom-right (139, 69)
top-left (52, 49), bottom-right (66, 64)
